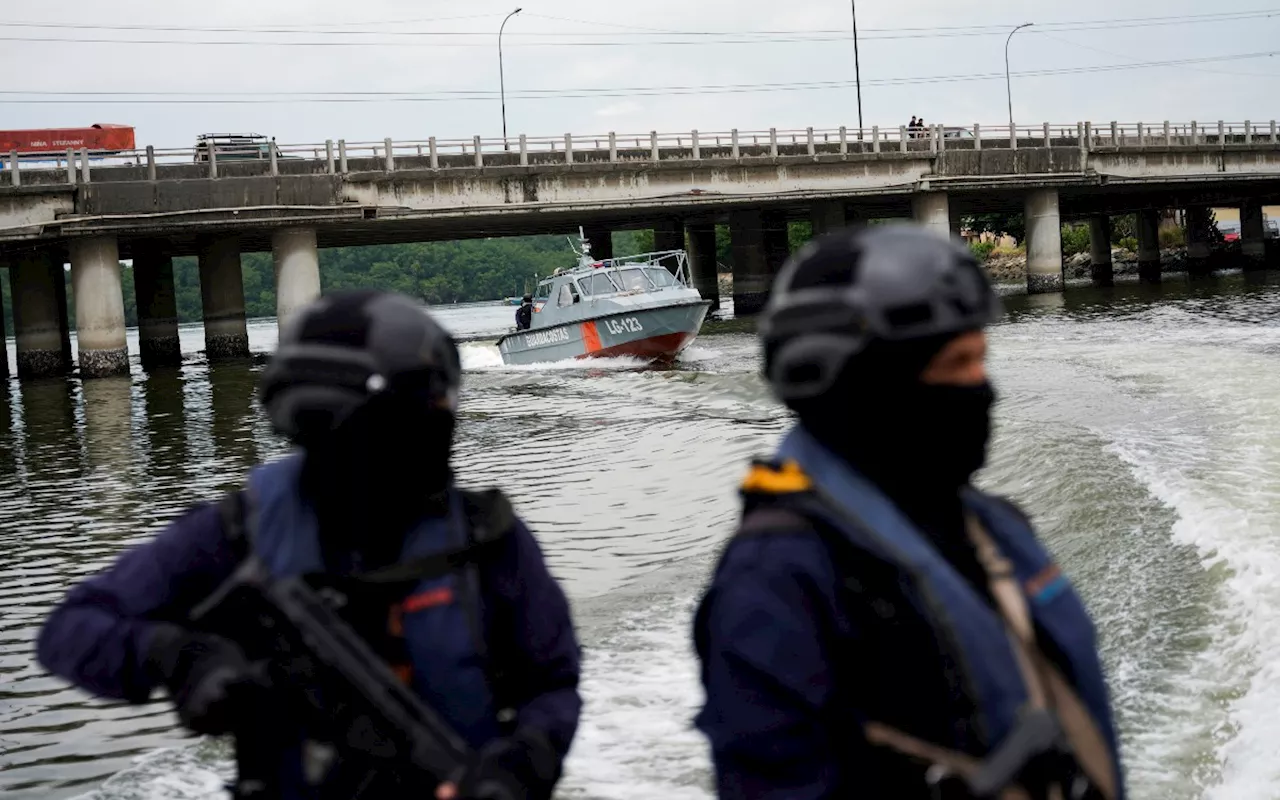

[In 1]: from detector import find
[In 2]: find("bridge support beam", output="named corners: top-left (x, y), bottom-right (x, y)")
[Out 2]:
top-left (1240, 201), bottom-right (1267, 271)
top-left (1185, 206), bottom-right (1213, 278)
top-left (763, 210), bottom-right (791, 284)
top-left (69, 235), bottom-right (130, 377)
top-left (911, 192), bottom-right (953, 239)
top-left (9, 249), bottom-right (71, 378)
top-left (810, 201), bottom-right (847, 236)
top-left (1088, 215), bottom-right (1114, 287)
top-left (731, 210), bottom-right (769, 316)
top-left (198, 237), bottom-right (250, 360)
top-left (273, 228), bottom-right (322, 332)
top-left (1025, 189), bottom-right (1064, 294)
top-left (686, 222), bottom-right (720, 313)
top-left (584, 225), bottom-right (613, 261)
top-left (1137, 210), bottom-right (1162, 283)
top-left (134, 245), bottom-right (182, 369)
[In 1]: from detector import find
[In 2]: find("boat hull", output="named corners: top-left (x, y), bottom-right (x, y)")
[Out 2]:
top-left (496, 301), bottom-right (710, 366)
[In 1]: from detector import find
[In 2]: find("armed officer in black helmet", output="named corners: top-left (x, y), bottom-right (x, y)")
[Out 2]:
top-left (38, 290), bottom-right (582, 800)
top-left (693, 225), bottom-right (1125, 799)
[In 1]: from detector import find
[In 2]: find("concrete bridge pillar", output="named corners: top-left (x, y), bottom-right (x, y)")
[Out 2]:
top-left (69, 235), bottom-right (130, 377)
top-left (272, 228), bottom-right (322, 332)
top-left (1137, 210), bottom-right (1162, 283)
top-left (730, 210), bottom-right (769, 316)
top-left (911, 192), bottom-right (953, 239)
top-left (1088, 215), bottom-right (1114, 287)
top-left (9, 248), bottom-right (72, 378)
top-left (1185, 206), bottom-right (1213, 277)
top-left (653, 218), bottom-right (684, 255)
top-left (584, 225), bottom-right (613, 261)
top-left (686, 222), bottom-right (721, 313)
top-left (1240, 201), bottom-right (1266, 270)
top-left (198, 236), bottom-right (250, 360)
top-left (810, 201), bottom-right (847, 236)
top-left (133, 244), bottom-right (182, 369)
top-left (763, 210), bottom-right (791, 280)
top-left (1025, 189), bottom-right (1064, 294)
top-left (0, 273), bottom-right (8, 379)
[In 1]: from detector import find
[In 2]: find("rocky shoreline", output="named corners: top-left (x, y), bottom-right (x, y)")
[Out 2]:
top-left (982, 247), bottom-right (1191, 284)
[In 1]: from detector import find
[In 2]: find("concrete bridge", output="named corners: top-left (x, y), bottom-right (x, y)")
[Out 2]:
top-left (1, 119), bottom-right (1279, 380)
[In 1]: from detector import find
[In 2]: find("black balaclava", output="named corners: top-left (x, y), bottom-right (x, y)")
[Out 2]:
top-left (301, 380), bottom-right (456, 571)
top-left (793, 333), bottom-right (997, 531)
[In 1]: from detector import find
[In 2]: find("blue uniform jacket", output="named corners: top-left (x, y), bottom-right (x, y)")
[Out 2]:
top-left (36, 499), bottom-right (582, 759)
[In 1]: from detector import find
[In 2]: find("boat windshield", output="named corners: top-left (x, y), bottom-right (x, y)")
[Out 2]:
top-left (580, 272), bottom-right (618, 295)
top-left (645, 267), bottom-right (677, 287)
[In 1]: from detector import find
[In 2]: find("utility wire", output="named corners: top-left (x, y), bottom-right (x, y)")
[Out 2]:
top-left (3, 8), bottom-right (1275, 37)
top-left (0, 9), bottom-right (1275, 44)
top-left (3, 51), bottom-right (1276, 103)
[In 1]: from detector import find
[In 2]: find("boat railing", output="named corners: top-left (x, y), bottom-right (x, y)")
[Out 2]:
top-left (586, 250), bottom-right (692, 294)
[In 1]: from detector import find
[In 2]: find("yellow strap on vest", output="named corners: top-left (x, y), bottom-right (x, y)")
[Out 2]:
top-left (741, 460), bottom-right (813, 495)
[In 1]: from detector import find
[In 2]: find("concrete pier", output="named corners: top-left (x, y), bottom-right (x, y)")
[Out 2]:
top-left (133, 245), bottom-right (182, 368)
top-left (762, 211), bottom-right (791, 284)
top-left (1089, 215), bottom-right (1114, 287)
top-left (1240, 202), bottom-right (1266, 270)
top-left (0, 285), bottom-right (7, 379)
top-left (731, 210), bottom-right (769, 316)
top-left (810, 201), bottom-right (847, 236)
top-left (653, 218), bottom-right (684, 254)
top-left (198, 237), bottom-right (250, 360)
top-left (9, 249), bottom-right (71, 378)
top-left (69, 236), bottom-right (130, 377)
top-left (1185, 206), bottom-right (1212, 277)
top-left (584, 225), bottom-right (613, 261)
top-left (272, 228), bottom-right (322, 332)
top-left (686, 222), bottom-right (721, 313)
top-left (912, 192), bottom-right (952, 240)
top-left (1025, 189), bottom-right (1064, 294)
top-left (1136, 210), bottom-right (1162, 283)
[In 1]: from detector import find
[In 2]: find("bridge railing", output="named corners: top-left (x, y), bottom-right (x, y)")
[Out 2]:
top-left (2, 120), bottom-right (1277, 186)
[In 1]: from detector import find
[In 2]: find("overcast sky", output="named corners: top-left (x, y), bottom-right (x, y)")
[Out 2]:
top-left (2, 0), bottom-right (1277, 149)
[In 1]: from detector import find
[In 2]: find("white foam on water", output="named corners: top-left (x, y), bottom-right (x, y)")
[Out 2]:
top-left (458, 342), bottom-right (654, 373)
top-left (72, 743), bottom-right (230, 800)
top-left (676, 346), bottom-right (720, 363)
top-left (1100, 347), bottom-right (1280, 799)
top-left (559, 594), bottom-right (712, 800)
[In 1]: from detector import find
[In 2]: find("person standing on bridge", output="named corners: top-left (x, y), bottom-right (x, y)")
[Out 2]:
top-left (693, 225), bottom-right (1124, 799)
top-left (37, 290), bottom-right (582, 800)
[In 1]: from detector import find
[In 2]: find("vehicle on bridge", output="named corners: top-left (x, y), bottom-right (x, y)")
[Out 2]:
top-left (0, 124), bottom-right (136, 155)
top-left (194, 133), bottom-right (281, 162)
top-left (496, 230), bottom-right (711, 366)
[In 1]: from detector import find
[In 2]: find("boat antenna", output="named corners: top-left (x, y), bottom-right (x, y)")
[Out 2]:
top-left (572, 225), bottom-right (594, 268)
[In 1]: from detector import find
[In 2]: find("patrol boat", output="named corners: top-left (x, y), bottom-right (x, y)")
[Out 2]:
top-left (496, 231), bottom-right (711, 366)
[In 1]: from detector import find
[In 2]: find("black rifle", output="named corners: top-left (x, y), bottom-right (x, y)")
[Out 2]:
top-left (190, 556), bottom-right (507, 800)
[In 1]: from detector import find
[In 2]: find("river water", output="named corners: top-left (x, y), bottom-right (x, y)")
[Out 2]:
top-left (3, 274), bottom-right (1280, 799)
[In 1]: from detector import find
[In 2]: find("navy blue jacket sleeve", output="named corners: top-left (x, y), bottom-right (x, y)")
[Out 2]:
top-left (485, 518), bottom-right (582, 759)
top-left (694, 529), bottom-right (850, 800)
top-left (36, 503), bottom-right (241, 703)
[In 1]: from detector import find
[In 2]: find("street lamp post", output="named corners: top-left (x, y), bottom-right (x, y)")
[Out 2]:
top-left (851, 0), bottom-right (863, 137)
top-left (1005, 22), bottom-right (1034, 134)
top-left (499, 8), bottom-right (523, 151)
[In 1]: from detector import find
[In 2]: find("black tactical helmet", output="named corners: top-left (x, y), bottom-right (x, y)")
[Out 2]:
top-left (259, 290), bottom-right (462, 446)
top-left (760, 224), bottom-right (1001, 403)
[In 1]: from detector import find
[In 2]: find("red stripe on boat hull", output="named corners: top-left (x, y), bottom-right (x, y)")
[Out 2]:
top-left (576, 332), bottom-right (695, 362)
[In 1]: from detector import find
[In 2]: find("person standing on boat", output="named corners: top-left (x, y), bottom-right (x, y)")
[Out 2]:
top-left (516, 294), bottom-right (534, 331)
top-left (37, 290), bottom-right (582, 800)
top-left (693, 226), bottom-right (1124, 800)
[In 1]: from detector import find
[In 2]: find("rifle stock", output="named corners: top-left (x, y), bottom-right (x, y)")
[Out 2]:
top-left (190, 557), bottom-right (477, 796)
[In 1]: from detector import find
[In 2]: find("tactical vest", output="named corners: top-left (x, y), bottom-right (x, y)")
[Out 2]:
top-left (240, 455), bottom-right (509, 747)
top-left (738, 427), bottom-right (1124, 800)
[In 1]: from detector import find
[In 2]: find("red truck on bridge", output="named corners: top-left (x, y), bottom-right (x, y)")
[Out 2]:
top-left (0, 124), bottom-right (135, 154)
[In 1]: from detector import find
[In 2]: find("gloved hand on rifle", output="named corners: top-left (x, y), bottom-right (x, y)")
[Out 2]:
top-left (146, 623), bottom-right (272, 736)
top-left (440, 729), bottom-right (562, 800)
